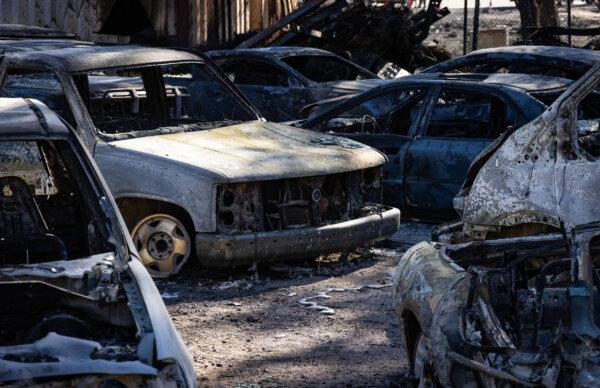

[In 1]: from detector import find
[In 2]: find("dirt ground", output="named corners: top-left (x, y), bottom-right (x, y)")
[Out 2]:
top-left (156, 223), bottom-right (434, 387)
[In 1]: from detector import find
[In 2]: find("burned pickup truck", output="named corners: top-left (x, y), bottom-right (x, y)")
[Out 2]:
top-left (0, 98), bottom-right (194, 386)
top-left (0, 45), bottom-right (400, 277)
top-left (393, 64), bottom-right (600, 386)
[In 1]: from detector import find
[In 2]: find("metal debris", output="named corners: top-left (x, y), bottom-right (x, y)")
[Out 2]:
top-left (238, 0), bottom-right (451, 74)
top-left (299, 275), bottom-right (394, 315)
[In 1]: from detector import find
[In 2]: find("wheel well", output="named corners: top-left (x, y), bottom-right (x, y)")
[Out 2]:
top-left (402, 310), bottom-right (422, 374)
top-left (116, 197), bottom-right (195, 235)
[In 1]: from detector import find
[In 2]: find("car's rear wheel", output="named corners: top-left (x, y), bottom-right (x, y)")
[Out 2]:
top-left (132, 213), bottom-right (191, 278)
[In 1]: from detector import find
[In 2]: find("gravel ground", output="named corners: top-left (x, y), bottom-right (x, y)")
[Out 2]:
top-left (426, 4), bottom-right (600, 57)
top-left (156, 222), bottom-right (434, 387)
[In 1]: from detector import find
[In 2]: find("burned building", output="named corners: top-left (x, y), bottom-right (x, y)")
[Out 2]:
top-left (0, 0), bottom-right (297, 47)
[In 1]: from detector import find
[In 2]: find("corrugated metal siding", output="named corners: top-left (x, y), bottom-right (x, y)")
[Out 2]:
top-left (0, 0), bottom-right (297, 47)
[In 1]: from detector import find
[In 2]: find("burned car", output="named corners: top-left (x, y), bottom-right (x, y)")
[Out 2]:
top-left (298, 73), bottom-right (590, 221)
top-left (208, 47), bottom-right (385, 121)
top-left (393, 64), bottom-right (600, 386)
top-left (0, 46), bottom-right (400, 277)
top-left (423, 45), bottom-right (600, 81)
top-left (0, 98), bottom-right (194, 386)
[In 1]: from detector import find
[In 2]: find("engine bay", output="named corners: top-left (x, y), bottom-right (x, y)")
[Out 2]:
top-left (0, 255), bottom-right (137, 349)
top-left (442, 234), bottom-right (600, 385)
top-left (0, 254), bottom-right (162, 385)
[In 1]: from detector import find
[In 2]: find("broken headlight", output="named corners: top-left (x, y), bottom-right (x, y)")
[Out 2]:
top-left (216, 183), bottom-right (263, 234)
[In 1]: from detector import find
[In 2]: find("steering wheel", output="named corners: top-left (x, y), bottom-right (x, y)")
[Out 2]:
top-left (361, 115), bottom-right (381, 133)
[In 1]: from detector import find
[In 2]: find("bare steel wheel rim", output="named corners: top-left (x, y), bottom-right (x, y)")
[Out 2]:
top-left (132, 214), bottom-right (191, 277)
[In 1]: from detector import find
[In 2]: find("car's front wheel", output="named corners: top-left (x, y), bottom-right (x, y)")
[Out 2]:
top-left (132, 213), bottom-right (192, 277)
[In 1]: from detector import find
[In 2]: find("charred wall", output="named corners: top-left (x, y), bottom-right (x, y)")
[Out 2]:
top-left (0, 0), bottom-right (297, 47)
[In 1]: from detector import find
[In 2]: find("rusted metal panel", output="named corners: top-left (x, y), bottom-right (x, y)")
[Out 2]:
top-left (461, 63), bottom-right (600, 237)
top-left (153, 0), bottom-right (298, 46)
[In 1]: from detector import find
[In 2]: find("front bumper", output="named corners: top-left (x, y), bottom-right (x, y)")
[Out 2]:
top-left (196, 207), bottom-right (400, 267)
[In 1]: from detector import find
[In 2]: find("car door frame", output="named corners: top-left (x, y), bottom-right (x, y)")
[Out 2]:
top-left (404, 82), bottom-right (525, 219)
top-left (302, 82), bottom-right (437, 209)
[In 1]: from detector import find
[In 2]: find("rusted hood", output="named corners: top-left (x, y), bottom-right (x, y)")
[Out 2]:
top-left (108, 121), bottom-right (385, 183)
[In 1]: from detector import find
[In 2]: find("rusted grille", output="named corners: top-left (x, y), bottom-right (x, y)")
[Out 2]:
top-left (216, 167), bottom-right (382, 234)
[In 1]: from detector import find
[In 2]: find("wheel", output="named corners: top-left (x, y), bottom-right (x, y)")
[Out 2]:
top-left (412, 333), bottom-right (433, 387)
top-left (131, 213), bottom-right (191, 278)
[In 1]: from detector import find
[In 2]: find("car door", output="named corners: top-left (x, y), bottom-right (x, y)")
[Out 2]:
top-left (309, 86), bottom-right (431, 208)
top-left (403, 86), bottom-right (521, 219)
top-left (218, 58), bottom-right (310, 121)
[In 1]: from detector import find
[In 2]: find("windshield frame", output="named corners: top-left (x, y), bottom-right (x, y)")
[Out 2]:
top-left (72, 59), bottom-right (264, 141)
top-left (0, 56), bottom-right (265, 144)
top-left (280, 54), bottom-right (378, 83)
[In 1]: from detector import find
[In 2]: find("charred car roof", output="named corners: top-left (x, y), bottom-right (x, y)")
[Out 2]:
top-left (0, 38), bottom-right (94, 53)
top-left (424, 45), bottom-right (600, 74)
top-left (207, 46), bottom-right (338, 59)
top-left (460, 45), bottom-right (600, 64)
top-left (4, 45), bottom-right (203, 73)
top-left (0, 98), bottom-right (68, 137)
top-left (0, 24), bottom-right (77, 39)
top-left (409, 72), bottom-right (572, 92)
top-left (302, 72), bottom-right (572, 116)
